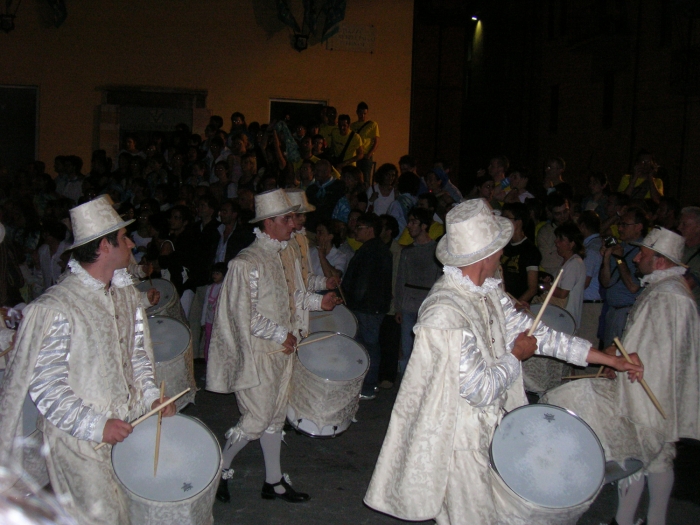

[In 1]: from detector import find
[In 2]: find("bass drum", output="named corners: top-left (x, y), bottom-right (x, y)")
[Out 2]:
top-left (309, 305), bottom-right (358, 338)
top-left (112, 414), bottom-right (221, 525)
top-left (287, 332), bottom-right (368, 437)
top-left (489, 404), bottom-right (604, 524)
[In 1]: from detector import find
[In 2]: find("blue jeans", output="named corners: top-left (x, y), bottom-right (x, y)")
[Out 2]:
top-left (399, 311), bottom-right (418, 373)
top-left (354, 311), bottom-right (384, 396)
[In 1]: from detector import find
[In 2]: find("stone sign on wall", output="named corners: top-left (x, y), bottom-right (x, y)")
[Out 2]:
top-left (326, 23), bottom-right (376, 53)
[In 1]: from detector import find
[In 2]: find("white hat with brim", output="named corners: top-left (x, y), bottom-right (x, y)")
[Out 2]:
top-left (249, 188), bottom-right (300, 223)
top-left (69, 195), bottom-right (135, 250)
top-left (285, 188), bottom-right (316, 213)
top-left (436, 198), bottom-right (514, 267)
top-left (630, 226), bottom-right (687, 268)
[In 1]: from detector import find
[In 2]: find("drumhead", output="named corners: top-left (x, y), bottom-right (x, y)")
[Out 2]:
top-left (530, 304), bottom-right (577, 335)
top-left (297, 332), bottom-right (369, 381)
top-left (136, 279), bottom-right (176, 316)
top-left (147, 316), bottom-right (191, 363)
top-left (490, 404), bottom-right (604, 508)
top-left (309, 305), bottom-right (358, 337)
top-left (112, 414), bottom-right (221, 502)
top-left (0, 370), bottom-right (39, 436)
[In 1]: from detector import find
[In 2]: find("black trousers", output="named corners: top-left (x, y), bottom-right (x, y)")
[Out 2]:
top-left (378, 314), bottom-right (400, 383)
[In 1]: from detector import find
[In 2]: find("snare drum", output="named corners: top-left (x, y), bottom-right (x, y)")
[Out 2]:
top-left (0, 370), bottom-right (49, 488)
top-left (522, 304), bottom-right (577, 394)
top-left (148, 316), bottom-right (196, 410)
top-left (287, 332), bottom-right (369, 437)
top-left (137, 279), bottom-right (187, 324)
top-left (112, 414), bottom-right (221, 525)
top-left (309, 305), bottom-right (358, 338)
top-left (490, 404), bottom-right (605, 524)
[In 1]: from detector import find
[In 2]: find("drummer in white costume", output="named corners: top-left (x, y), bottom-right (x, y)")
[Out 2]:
top-left (282, 189), bottom-right (341, 336)
top-left (545, 227), bottom-right (700, 525)
top-left (364, 199), bottom-right (642, 525)
top-left (206, 189), bottom-right (339, 504)
top-left (0, 195), bottom-right (176, 525)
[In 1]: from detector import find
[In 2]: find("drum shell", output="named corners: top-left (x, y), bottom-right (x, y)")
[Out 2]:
top-left (288, 333), bottom-right (369, 436)
top-left (490, 467), bottom-right (599, 525)
top-left (113, 415), bottom-right (221, 525)
top-left (522, 304), bottom-right (577, 394)
top-left (148, 316), bottom-right (197, 410)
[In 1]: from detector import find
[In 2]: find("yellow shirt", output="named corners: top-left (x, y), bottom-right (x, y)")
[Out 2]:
top-left (617, 174), bottom-right (663, 200)
top-left (330, 129), bottom-right (364, 166)
top-left (350, 120), bottom-right (379, 155)
top-left (347, 237), bottom-right (363, 251)
top-left (319, 124), bottom-right (337, 148)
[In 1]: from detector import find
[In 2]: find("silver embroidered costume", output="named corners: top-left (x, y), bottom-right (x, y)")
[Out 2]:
top-left (365, 269), bottom-right (591, 525)
top-left (0, 259), bottom-right (159, 525)
top-left (206, 229), bottom-right (322, 442)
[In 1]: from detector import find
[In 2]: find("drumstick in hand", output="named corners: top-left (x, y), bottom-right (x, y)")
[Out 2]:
top-left (154, 381), bottom-right (165, 476)
top-left (527, 269), bottom-right (563, 337)
top-left (94, 388), bottom-right (190, 450)
top-left (267, 332), bottom-right (339, 355)
top-left (613, 337), bottom-right (667, 419)
top-left (337, 286), bottom-right (347, 305)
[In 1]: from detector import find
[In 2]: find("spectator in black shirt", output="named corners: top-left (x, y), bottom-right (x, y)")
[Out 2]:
top-left (500, 202), bottom-right (542, 308)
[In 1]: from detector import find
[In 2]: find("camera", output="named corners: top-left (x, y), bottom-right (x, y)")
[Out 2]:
top-left (604, 236), bottom-right (618, 248)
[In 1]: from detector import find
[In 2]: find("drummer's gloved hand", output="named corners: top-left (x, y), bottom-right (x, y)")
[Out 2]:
top-left (325, 276), bottom-right (341, 290)
top-left (511, 332), bottom-right (538, 361)
top-left (102, 419), bottom-right (133, 445)
top-left (282, 333), bottom-right (298, 354)
top-left (147, 288), bottom-right (161, 306)
top-left (152, 397), bottom-right (177, 417)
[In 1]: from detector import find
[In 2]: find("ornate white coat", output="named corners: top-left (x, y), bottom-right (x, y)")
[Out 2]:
top-left (0, 261), bottom-right (159, 525)
top-left (364, 269), bottom-right (590, 524)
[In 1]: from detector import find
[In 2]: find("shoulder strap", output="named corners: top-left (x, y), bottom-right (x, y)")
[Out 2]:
top-left (337, 130), bottom-right (356, 161)
top-left (357, 121), bottom-right (372, 134)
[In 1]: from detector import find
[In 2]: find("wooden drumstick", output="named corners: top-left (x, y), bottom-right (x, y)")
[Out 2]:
top-left (310, 312), bottom-right (334, 320)
top-left (154, 381), bottom-right (165, 476)
top-left (267, 332), bottom-right (339, 355)
top-left (527, 269), bottom-right (563, 337)
top-left (94, 388), bottom-right (190, 450)
top-left (337, 286), bottom-right (348, 305)
top-left (562, 374), bottom-right (602, 380)
top-left (0, 341), bottom-right (14, 359)
top-left (613, 337), bottom-right (667, 419)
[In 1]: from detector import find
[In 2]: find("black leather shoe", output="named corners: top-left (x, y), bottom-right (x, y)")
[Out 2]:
top-left (261, 475), bottom-right (310, 503)
top-left (216, 479), bottom-right (230, 503)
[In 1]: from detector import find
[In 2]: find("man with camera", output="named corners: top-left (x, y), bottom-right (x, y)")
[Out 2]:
top-left (599, 206), bottom-right (648, 347)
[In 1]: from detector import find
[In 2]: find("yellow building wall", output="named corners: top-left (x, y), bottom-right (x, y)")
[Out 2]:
top-left (0, 0), bottom-right (413, 171)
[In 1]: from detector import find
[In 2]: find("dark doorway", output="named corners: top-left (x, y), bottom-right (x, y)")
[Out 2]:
top-left (0, 86), bottom-right (38, 174)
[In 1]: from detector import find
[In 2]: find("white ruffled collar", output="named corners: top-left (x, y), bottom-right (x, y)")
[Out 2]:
top-left (290, 227), bottom-right (306, 239)
top-left (254, 227), bottom-right (288, 252)
top-left (639, 266), bottom-right (686, 287)
top-left (443, 265), bottom-right (502, 296)
top-left (67, 258), bottom-right (135, 290)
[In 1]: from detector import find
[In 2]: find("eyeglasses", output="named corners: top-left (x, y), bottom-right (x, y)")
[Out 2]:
top-left (618, 222), bottom-right (638, 227)
top-left (356, 225), bottom-right (370, 231)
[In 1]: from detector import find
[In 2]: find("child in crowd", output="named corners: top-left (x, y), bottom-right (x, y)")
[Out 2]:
top-left (201, 262), bottom-right (227, 361)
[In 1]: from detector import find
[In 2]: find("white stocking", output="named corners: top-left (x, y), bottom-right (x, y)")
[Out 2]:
top-left (615, 474), bottom-right (645, 525)
top-left (646, 470), bottom-right (674, 525)
top-left (260, 431), bottom-right (284, 493)
top-left (221, 434), bottom-right (249, 471)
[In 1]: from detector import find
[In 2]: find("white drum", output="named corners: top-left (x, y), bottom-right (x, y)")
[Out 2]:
top-left (309, 305), bottom-right (358, 338)
top-left (530, 303), bottom-right (577, 335)
top-left (148, 316), bottom-right (196, 410)
top-left (522, 304), bottom-right (578, 394)
top-left (137, 279), bottom-right (187, 324)
top-left (112, 414), bottom-right (221, 525)
top-left (287, 332), bottom-right (369, 437)
top-left (490, 404), bottom-right (604, 521)
top-left (0, 370), bottom-right (49, 488)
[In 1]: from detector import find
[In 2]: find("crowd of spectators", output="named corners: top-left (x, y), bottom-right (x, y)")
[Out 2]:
top-left (1, 102), bottom-right (699, 391)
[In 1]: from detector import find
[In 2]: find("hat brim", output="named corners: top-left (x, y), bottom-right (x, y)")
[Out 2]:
top-left (436, 216), bottom-right (513, 267)
top-left (249, 204), bottom-right (300, 223)
top-left (68, 219), bottom-right (135, 250)
top-left (629, 240), bottom-right (687, 268)
top-left (297, 203), bottom-right (316, 214)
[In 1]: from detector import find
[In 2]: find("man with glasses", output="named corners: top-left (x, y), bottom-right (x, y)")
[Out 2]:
top-left (599, 206), bottom-right (648, 346)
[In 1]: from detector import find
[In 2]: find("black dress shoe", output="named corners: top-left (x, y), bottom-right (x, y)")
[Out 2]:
top-left (261, 475), bottom-right (310, 503)
top-left (216, 479), bottom-right (230, 503)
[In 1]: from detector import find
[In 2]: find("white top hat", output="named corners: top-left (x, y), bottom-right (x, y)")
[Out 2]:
top-left (285, 188), bottom-right (316, 213)
top-left (69, 195), bottom-right (134, 249)
top-left (436, 198), bottom-right (513, 267)
top-left (631, 226), bottom-right (687, 267)
top-left (250, 189), bottom-right (300, 223)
